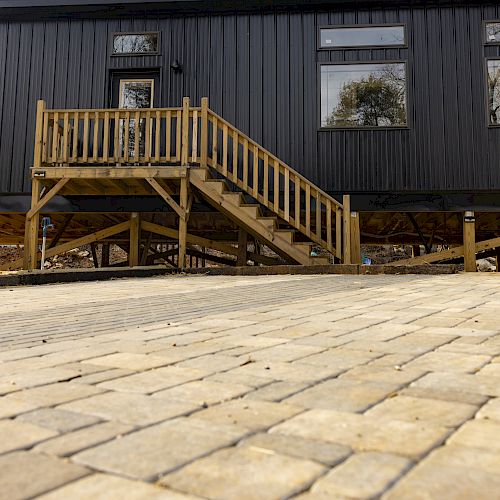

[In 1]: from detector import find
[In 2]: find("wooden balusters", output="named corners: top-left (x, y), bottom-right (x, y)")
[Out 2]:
top-left (62, 112), bottom-right (69, 163)
top-left (273, 160), bottom-right (279, 213)
top-left (263, 153), bottom-right (269, 203)
top-left (284, 169), bottom-right (290, 222)
top-left (113, 111), bottom-right (120, 162)
top-left (252, 145), bottom-right (258, 198)
top-left (103, 111), bottom-right (110, 162)
top-left (165, 110), bottom-right (172, 161)
top-left (294, 176), bottom-right (301, 229)
top-left (181, 97), bottom-right (190, 165)
top-left (222, 123), bottom-right (228, 176)
top-left (92, 111), bottom-right (99, 162)
top-left (316, 191), bottom-right (322, 242)
top-left (232, 130), bottom-right (239, 183)
top-left (176, 109), bottom-right (182, 162)
top-left (242, 138), bottom-right (249, 188)
top-left (144, 110), bottom-right (152, 162)
top-left (51, 112), bottom-right (59, 162)
top-left (200, 98), bottom-right (208, 167)
top-left (212, 115), bottom-right (218, 167)
top-left (191, 110), bottom-right (198, 162)
top-left (33, 100), bottom-right (46, 168)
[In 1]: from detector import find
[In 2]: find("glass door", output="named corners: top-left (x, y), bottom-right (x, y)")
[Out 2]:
top-left (119, 79), bottom-right (154, 159)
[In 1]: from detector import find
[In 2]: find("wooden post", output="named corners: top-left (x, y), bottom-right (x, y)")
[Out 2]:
top-left (101, 243), bottom-right (110, 267)
top-left (342, 194), bottom-right (352, 265)
top-left (90, 242), bottom-right (99, 268)
top-left (412, 245), bottom-right (421, 257)
top-left (350, 211), bottom-right (361, 265)
top-left (463, 211), bottom-right (476, 272)
top-left (23, 178), bottom-right (42, 270)
top-left (237, 228), bottom-right (248, 266)
top-left (181, 97), bottom-right (190, 166)
top-left (200, 97), bottom-right (209, 168)
top-left (178, 176), bottom-right (188, 268)
top-left (33, 100), bottom-right (46, 168)
top-left (129, 212), bottom-right (140, 267)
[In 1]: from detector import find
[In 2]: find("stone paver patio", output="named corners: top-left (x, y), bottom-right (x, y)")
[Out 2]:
top-left (0, 273), bottom-right (500, 499)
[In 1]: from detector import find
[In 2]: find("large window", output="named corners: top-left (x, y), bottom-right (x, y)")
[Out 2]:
top-left (487, 60), bottom-right (500, 125)
top-left (112, 32), bottom-right (159, 55)
top-left (320, 63), bottom-right (407, 128)
top-left (319, 25), bottom-right (406, 49)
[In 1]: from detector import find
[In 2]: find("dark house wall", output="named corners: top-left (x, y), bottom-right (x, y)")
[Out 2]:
top-left (0, 2), bottom-right (500, 194)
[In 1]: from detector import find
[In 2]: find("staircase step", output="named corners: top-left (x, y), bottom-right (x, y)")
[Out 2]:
top-left (239, 204), bottom-right (261, 218)
top-left (256, 217), bottom-right (277, 231)
top-left (205, 179), bottom-right (228, 194)
top-left (309, 256), bottom-right (332, 266)
top-left (274, 229), bottom-right (295, 245)
top-left (222, 192), bottom-right (244, 206)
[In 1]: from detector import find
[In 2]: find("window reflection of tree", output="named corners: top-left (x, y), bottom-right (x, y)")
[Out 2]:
top-left (488, 63), bottom-right (500, 124)
top-left (114, 34), bottom-right (157, 54)
top-left (326, 64), bottom-right (406, 127)
top-left (121, 83), bottom-right (152, 158)
top-left (486, 23), bottom-right (500, 43)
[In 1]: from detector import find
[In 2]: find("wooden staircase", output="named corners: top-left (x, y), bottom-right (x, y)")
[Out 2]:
top-left (24, 97), bottom-right (347, 269)
top-left (190, 168), bottom-right (330, 265)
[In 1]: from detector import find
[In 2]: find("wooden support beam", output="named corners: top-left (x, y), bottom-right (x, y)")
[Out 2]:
top-left (140, 220), bottom-right (238, 257)
top-left (350, 211), bottom-right (361, 265)
top-left (145, 177), bottom-right (184, 219)
top-left (178, 177), bottom-right (188, 268)
top-left (342, 195), bottom-right (351, 265)
top-left (237, 228), bottom-right (248, 266)
top-left (90, 242), bottom-right (99, 268)
top-left (406, 213), bottom-right (432, 254)
top-left (129, 212), bottom-right (141, 267)
top-left (101, 243), bottom-right (110, 267)
top-left (6, 221), bottom-right (131, 272)
top-left (48, 214), bottom-right (74, 249)
top-left (23, 178), bottom-right (42, 270)
top-left (140, 230), bottom-right (154, 266)
top-left (26, 178), bottom-right (70, 219)
top-left (463, 211), bottom-right (476, 272)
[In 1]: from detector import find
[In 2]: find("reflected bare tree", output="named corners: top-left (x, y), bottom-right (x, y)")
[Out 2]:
top-left (488, 64), bottom-right (500, 124)
top-left (327, 64), bottom-right (406, 127)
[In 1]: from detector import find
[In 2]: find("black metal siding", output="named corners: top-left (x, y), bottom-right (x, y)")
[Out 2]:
top-left (1, 3), bottom-right (500, 194)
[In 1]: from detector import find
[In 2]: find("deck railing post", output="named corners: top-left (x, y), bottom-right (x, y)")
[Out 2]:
top-left (33, 100), bottom-right (46, 168)
top-left (463, 211), bottom-right (476, 272)
top-left (23, 178), bottom-right (42, 270)
top-left (350, 211), bottom-right (361, 264)
top-left (181, 97), bottom-right (190, 166)
top-left (200, 97), bottom-right (209, 168)
top-left (342, 194), bottom-right (352, 265)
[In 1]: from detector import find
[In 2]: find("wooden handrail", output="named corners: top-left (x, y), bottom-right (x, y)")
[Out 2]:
top-left (33, 97), bottom-right (344, 259)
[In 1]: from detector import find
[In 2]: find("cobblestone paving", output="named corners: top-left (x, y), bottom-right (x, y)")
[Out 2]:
top-left (0, 273), bottom-right (499, 499)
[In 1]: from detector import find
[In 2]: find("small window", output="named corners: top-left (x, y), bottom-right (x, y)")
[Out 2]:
top-left (320, 63), bottom-right (407, 128)
top-left (319, 25), bottom-right (405, 49)
top-left (487, 60), bottom-right (500, 125)
top-left (486, 22), bottom-right (500, 44)
top-left (112, 32), bottom-right (159, 55)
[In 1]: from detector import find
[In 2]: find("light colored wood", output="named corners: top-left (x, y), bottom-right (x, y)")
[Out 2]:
top-left (305, 184), bottom-right (311, 236)
top-left (232, 129), bottom-right (239, 183)
top-left (141, 221), bottom-right (239, 257)
top-left (145, 177), bottom-right (184, 219)
top-left (144, 110), bottom-right (152, 161)
top-left (124, 112), bottom-right (130, 162)
top-left (62, 112), bottom-right (70, 163)
top-left (92, 111), bottom-right (99, 162)
top-left (51, 112), bottom-right (59, 162)
top-left (253, 145), bottom-right (258, 198)
top-left (389, 235), bottom-right (500, 267)
top-left (154, 110), bottom-right (161, 162)
top-left (463, 212), bottom-right (476, 272)
top-left (26, 178), bottom-right (70, 219)
top-left (175, 109), bottom-right (182, 161)
top-left (34, 167), bottom-right (188, 179)
top-left (222, 123), bottom-right (228, 176)
top-left (326, 199), bottom-right (332, 249)
top-left (212, 115), bottom-right (218, 166)
top-left (273, 160), bottom-right (280, 212)
top-left (42, 109), bottom-right (49, 163)
top-left (82, 111), bottom-right (89, 162)
top-left (191, 110), bottom-right (198, 162)
top-left (263, 153), bottom-right (269, 202)
top-left (284, 169), bottom-right (289, 222)
top-left (342, 194), bottom-right (352, 264)
top-left (181, 97), bottom-right (190, 165)
top-left (178, 176), bottom-right (189, 268)
top-left (294, 176), bottom-right (300, 229)
top-left (242, 138), bottom-right (248, 188)
top-left (33, 100), bottom-right (46, 168)
top-left (12, 221), bottom-right (132, 272)
top-left (129, 212), bottom-right (140, 267)
top-left (103, 111), bottom-right (110, 162)
top-left (23, 178), bottom-right (42, 270)
top-left (237, 228), bottom-right (248, 266)
top-left (350, 211), bottom-right (361, 264)
top-left (336, 208), bottom-right (342, 259)
top-left (316, 191), bottom-right (322, 242)
top-left (114, 111), bottom-right (120, 161)
top-left (133, 111), bottom-right (140, 162)
top-left (200, 97), bottom-right (209, 167)
top-left (72, 112), bottom-right (79, 162)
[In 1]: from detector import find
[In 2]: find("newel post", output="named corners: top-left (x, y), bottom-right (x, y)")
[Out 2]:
top-left (33, 100), bottom-right (46, 168)
top-left (200, 97), bottom-right (209, 168)
top-left (342, 194), bottom-right (352, 265)
top-left (181, 97), bottom-right (190, 166)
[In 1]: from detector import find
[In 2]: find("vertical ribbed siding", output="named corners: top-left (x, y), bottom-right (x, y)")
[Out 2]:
top-left (0, 4), bottom-right (500, 194)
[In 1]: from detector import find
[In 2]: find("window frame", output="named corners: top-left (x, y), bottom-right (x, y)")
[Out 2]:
top-left (111, 31), bottom-right (161, 57)
top-left (317, 23), bottom-right (407, 51)
top-left (484, 57), bottom-right (500, 127)
top-left (483, 20), bottom-right (500, 45)
top-left (317, 60), bottom-right (410, 131)
top-left (118, 78), bottom-right (155, 109)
